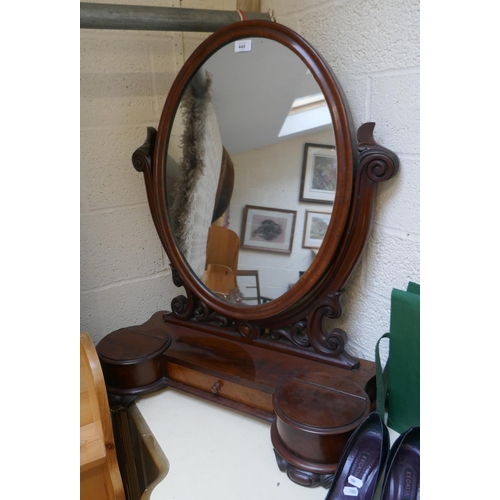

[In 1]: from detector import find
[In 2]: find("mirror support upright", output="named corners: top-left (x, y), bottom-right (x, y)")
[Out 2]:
top-left (96, 21), bottom-right (399, 489)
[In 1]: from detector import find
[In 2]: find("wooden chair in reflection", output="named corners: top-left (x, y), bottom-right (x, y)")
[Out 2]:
top-left (202, 226), bottom-right (274, 304)
top-left (236, 270), bottom-right (272, 305)
top-left (202, 225), bottom-right (240, 298)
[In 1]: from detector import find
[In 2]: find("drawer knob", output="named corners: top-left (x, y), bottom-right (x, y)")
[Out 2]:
top-left (211, 382), bottom-right (222, 394)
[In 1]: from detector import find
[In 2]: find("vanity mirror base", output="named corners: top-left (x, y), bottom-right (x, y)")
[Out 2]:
top-left (97, 311), bottom-right (377, 488)
top-left (271, 375), bottom-right (371, 488)
top-left (92, 18), bottom-right (401, 493)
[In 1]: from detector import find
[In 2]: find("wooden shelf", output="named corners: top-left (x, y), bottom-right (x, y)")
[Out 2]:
top-left (80, 332), bottom-right (125, 500)
top-left (80, 422), bottom-right (106, 472)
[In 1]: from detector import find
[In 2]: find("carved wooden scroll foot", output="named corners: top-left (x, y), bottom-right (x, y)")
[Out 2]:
top-left (273, 450), bottom-right (335, 489)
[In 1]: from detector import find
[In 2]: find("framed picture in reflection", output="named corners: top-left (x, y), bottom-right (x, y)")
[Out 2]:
top-left (302, 210), bottom-right (332, 249)
top-left (300, 143), bottom-right (337, 203)
top-left (241, 205), bottom-right (296, 254)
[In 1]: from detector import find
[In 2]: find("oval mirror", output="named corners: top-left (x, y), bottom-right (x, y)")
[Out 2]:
top-left (153, 21), bottom-right (355, 321)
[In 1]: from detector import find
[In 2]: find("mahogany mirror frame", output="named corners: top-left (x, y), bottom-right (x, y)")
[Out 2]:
top-left (150, 20), bottom-right (356, 325)
top-left (99, 18), bottom-right (400, 491)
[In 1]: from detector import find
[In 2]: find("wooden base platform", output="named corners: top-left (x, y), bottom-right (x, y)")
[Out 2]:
top-left (97, 312), bottom-right (377, 486)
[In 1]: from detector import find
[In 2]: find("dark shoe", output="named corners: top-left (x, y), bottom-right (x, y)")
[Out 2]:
top-left (325, 412), bottom-right (389, 499)
top-left (379, 426), bottom-right (420, 500)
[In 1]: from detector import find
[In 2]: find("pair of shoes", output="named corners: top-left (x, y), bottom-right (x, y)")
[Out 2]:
top-left (325, 412), bottom-right (389, 499)
top-left (379, 426), bottom-right (420, 500)
top-left (324, 413), bottom-right (420, 500)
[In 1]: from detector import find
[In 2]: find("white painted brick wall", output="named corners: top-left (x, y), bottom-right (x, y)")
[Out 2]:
top-left (80, 0), bottom-right (419, 363)
top-left (81, 1), bottom-right (191, 343)
top-left (80, 2), bottom-right (232, 343)
top-left (262, 0), bottom-right (420, 361)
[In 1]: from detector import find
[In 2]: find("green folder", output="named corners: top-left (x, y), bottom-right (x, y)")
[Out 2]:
top-left (376, 282), bottom-right (420, 433)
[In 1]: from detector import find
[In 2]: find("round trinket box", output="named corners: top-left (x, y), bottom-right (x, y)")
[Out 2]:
top-left (271, 373), bottom-right (370, 487)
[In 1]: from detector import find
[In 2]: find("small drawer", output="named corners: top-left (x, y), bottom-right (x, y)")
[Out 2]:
top-left (165, 362), bottom-right (273, 413)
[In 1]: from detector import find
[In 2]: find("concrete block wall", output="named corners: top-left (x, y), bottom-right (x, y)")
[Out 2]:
top-left (81, 1), bottom-right (239, 344)
top-left (81, 0), bottom-right (419, 362)
top-left (261, 0), bottom-right (420, 360)
top-left (81, 0), bottom-right (199, 343)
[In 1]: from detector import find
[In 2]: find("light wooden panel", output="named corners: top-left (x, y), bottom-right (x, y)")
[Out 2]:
top-left (80, 391), bottom-right (93, 426)
top-left (166, 362), bottom-right (273, 412)
top-left (80, 332), bottom-right (125, 500)
top-left (80, 422), bottom-right (107, 472)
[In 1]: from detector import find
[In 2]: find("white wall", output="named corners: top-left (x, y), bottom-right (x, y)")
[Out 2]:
top-left (229, 129), bottom-right (335, 299)
top-left (80, 0), bottom-right (214, 343)
top-left (80, 0), bottom-right (419, 363)
top-left (260, 0), bottom-right (420, 360)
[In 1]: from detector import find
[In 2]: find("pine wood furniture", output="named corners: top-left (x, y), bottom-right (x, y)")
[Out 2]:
top-left (81, 332), bottom-right (125, 500)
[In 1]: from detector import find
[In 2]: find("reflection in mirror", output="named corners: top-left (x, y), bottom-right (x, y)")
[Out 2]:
top-left (165, 38), bottom-right (337, 304)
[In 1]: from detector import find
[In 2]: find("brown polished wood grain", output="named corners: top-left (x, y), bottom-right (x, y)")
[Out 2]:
top-left (96, 20), bottom-right (399, 490)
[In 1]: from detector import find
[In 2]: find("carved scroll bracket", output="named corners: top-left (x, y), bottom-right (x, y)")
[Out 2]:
top-left (169, 264), bottom-right (234, 327)
top-left (169, 264), bottom-right (197, 321)
top-left (132, 127), bottom-right (166, 239)
top-left (132, 127), bottom-right (157, 175)
top-left (269, 320), bottom-right (309, 348)
top-left (306, 294), bottom-right (359, 369)
top-left (194, 300), bottom-right (233, 327)
top-left (357, 122), bottom-right (399, 183)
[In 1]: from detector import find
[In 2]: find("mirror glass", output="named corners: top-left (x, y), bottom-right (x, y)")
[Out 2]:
top-left (165, 37), bottom-right (336, 305)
